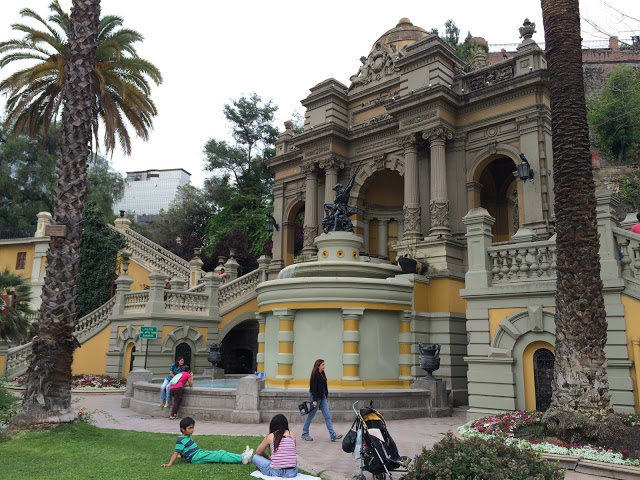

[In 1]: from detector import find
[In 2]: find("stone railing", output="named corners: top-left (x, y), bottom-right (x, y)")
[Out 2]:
top-left (109, 225), bottom-right (190, 279)
top-left (487, 238), bottom-right (557, 285)
top-left (74, 296), bottom-right (116, 340)
top-left (123, 291), bottom-right (149, 313)
top-left (6, 296), bottom-right (117, 376)
top-left (614, 227), bottom-right (640, 285)
top-left (187, 282), bottom-right (206, 293)
top-left (219, 269), bottom-right (261, 311)
top-left (165, 291), bottom-right (208, 314)
top-left (464, 59), bottom-right (516, 92)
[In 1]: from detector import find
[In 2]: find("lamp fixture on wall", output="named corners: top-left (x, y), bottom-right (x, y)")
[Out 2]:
top-left (516, 153), bottom-right (535, 182)
top-left (265, 214), bottom-right (279, 232)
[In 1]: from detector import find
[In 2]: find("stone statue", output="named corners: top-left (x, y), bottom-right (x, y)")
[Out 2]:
top-left (348, 56), bottom-right (372, 90)
top-left (322, 160), bottom-right (363, 233)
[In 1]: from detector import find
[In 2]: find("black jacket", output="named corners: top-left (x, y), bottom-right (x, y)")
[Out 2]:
top-left (309, 371), bottom-right (328, 402)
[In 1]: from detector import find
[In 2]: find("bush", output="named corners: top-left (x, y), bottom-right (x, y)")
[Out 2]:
top-left (403, 432), bottom-right (564, 480)
top-left (0, 384), bottom-right (21, 425)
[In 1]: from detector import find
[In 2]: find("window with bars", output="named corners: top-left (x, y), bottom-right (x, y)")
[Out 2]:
top-left (16, 251), bottom-right (27, 270)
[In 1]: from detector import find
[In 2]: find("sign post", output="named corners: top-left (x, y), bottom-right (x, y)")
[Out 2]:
top-left (139, 326), bottom-right (158, 369)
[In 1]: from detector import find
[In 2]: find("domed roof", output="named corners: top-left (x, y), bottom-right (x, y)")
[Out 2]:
top-left (370, 18), bottom-right (429, 54)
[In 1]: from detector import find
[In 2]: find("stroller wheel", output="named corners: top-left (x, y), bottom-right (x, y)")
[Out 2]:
top-left (352, 475), bottom-right (366, 480)
top-left (373, 474), bottom-right (386, 480)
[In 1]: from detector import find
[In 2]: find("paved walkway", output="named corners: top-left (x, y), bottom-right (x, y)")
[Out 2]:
top-left (73, 392), bottom-right (608, 480)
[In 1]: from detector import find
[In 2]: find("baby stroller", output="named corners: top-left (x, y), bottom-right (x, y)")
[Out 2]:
top-left (343, 400), bottom-right (409, 480)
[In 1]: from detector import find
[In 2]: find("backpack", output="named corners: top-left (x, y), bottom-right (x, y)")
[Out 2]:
top-left (169, 372), bottom-right (183, 386)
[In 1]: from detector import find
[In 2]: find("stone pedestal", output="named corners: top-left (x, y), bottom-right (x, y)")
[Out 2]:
top-left (201, 367), bottom-right (225, 379)
top-left (413, 377), bottom-right (451, 417)
top-left (230, 374), bottom-right (265, 423)
top-left (122, 368), bottom-right (153, 408)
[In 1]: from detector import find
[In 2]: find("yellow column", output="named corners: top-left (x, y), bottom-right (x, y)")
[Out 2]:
top-left (256, 313), bottom-right (266, 373)
top-left (633, 337), bottom-right (640, 409)
top-left (342, 307), bottom-right (364, 381)
top-left (274, 308), bottom-right (295, 380)
top-left (398, 311), bottom-right (413, 380)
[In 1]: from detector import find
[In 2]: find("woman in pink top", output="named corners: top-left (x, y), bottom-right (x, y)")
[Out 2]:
top-left (169, 365), bottom-right (193, 419)
top-left (252, 414), bottom-right (298, 477)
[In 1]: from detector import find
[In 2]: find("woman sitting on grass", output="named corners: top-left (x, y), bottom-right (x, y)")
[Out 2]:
top-left (252, 414), bottom-right (298, 477)
top-left (162, 416), bottom-right (253, 466)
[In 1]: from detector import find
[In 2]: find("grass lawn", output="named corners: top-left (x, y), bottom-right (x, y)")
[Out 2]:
top-left (0, 422), bottom-right (267, 479)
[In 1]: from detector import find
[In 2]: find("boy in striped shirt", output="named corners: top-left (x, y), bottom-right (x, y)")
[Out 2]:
top-left (162, 417), bottom-right (253, 467)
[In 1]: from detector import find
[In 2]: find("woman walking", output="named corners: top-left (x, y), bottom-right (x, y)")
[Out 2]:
top-left (301, 359), bottom-right (342, 442)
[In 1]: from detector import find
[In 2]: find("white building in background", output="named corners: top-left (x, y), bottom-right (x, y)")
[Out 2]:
top-left (113, 168), bottom-right (191, 221)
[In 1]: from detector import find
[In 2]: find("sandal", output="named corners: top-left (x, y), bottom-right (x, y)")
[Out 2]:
top-left (169, 416), bottom-right (177, 420)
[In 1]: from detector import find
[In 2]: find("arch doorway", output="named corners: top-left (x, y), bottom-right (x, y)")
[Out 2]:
top-left (533, 348), bottom-right (555, 412)
top-left (283, 203), bottom-right (304, 266)
top-left (176, 343), bottom-right (192, 368)
top-left (477, 156), bottom-right (519, 242)
top-left (220, 320), bottom-right (259, 374)
top-left (357, 169), bottom-right (403, 260)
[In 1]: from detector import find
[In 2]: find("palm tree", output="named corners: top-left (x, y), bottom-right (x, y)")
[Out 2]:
top-left (0, 0), bottom-right (161, 156)
top-left (0, 269), bottom-right (33, 342)
top-left (13, 0), bottom-right (100, 427)
top-left (540, 0), bottom-right (618, 442)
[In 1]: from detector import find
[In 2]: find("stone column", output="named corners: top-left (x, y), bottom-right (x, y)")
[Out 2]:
top-left (145, 271), bottom-right (167, 314)
top-left (114, 216), bottom-right (132, 231)
top-left (189, 256), bottom-right (203, 288)
top-left (397, 220), bottom-right (404, 242)
top-left (595, 189), bottom-right (623, 281)
top-left (302, 162), bottom-right (319, 257)
top-left (399, 135), bottom-right (421, 241)
top-left (224, 249), bottom-right (239, 280)
top-left (34, 211), bottom-right (52, 238)
top-left (257, 255), bottom-right (271, 283)
top-left (170, 276), bottom-right (187, 291)
top-left (363, 218), bottom-right (370, 252)
top-left (377, 218), bottom-right (389, 257)
top-left (274, 308), bottom-right (296, 380)
top-left (113, 273), bottom-right (133, 315)
top-left (203, 272), bottom-right (220, 319)
top-left (342, 307), bottom-right (364, 381)
top-left (320, 156), bottom-right (344, 203)
top-left (424, 126), bottom-right (453, 237)
top-left (462, 208), bottom-right (496, 289)
top-left (256, 313), bottom-right (266, 374)
top-left (398, 311), bottom-right (413, 380)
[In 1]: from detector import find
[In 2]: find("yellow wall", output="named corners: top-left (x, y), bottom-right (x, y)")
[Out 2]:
top-left (523, 341), bottom-right (555, 411)
top-left (221, 298), bottom-right (259, 330)
top-left (0, 243), bottom-right (35, 277)
top-left (489, 308), bottom-right (524, 343)
top-left (126, 260), bottom-right (151, 291)
top-left (71, 327), bottom-right (111, 376)
top-left (0, 355), bottom-right (5, 375)
top-left (621, 295), bottom-right (640, 412)
top-left (413, 278), bottom-right (466, 314)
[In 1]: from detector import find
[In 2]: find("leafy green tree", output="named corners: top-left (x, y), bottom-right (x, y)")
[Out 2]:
top-left (432, 20), bottom-right (478, 66)
top-left (203, 93), bottom-right (278, 263)
top-left (0, 124), bottom-right (58, 229)
top-left (588, 65), bottom-right (640, 165)
top-left (0, 269), bottom-right (33, 342)
top-left (0, 124), bottom-right (125, 229)
top-left (0, 0), bottom-right (162, 155)
top-left (76, 202), bottom-right (124, 318)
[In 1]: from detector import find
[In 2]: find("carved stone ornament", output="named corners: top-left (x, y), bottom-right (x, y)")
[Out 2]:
top-left (519, 18), bottom-right (536, 40)
top-left (372, 153), bottom-right (387, 171)
top-left (319, 156), bottom-right (345, 172)
top-left (303, 225), bottom-right (318, 247)
top-left (403, 205), bottom-right (421, 232)
top-left (397, 134), bottom-right (418, 150)
top-left (430, 200), bottom-right (450, 227)
top-left (348, 42), bottom-right (402, 91)
top-left (423, 127), bottom-right (453, 143)
top-left (300, 161), bottom-right (318, 176)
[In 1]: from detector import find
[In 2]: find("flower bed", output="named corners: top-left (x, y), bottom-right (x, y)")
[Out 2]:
top-left (1, 374), bottom-right (125, 391)
top-left (459, 411), bottom-right (640, 467)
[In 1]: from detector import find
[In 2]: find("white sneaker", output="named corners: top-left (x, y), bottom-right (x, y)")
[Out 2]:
top-left (241, 445), bottom-right (253, 464)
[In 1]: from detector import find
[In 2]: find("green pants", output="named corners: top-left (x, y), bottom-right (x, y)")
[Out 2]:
top-left (190, 449), bottom-right (242, 464)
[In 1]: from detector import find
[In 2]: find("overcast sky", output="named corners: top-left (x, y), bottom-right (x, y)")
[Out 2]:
top-left (0, 0), bottom-right (638, 187)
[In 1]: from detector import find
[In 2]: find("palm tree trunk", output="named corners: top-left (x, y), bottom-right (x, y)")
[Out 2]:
top-left (540, 0), bottom-right (616, 441)
top-left (13, 0), bottom-right (100, 427)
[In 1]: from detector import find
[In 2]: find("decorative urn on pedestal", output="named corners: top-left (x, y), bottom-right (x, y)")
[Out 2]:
top-left (208, 343), bottom-right (221, 368)
top-left (418, 343), bottom-right (441, 379)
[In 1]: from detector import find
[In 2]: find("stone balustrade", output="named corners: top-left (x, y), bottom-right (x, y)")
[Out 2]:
top-left (487, 239), bottom-right (557, 285)
top-left (74, 297), bottom-right (116, 340)
top-left (123, 291), bottom-right (149, 313)
top-left (109, 224), bottom-right (190, 279)
top-left (165, 291), bottom-right (208, 313)
top-left (614, 227), bottom-right (640, 284)
top-left (219, 269), bottom-right (261, 310)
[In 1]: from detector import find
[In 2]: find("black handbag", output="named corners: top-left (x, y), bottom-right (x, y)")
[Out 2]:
top-left (298, 401), bottom-right (310, 416)
top-left (342, 428), bottom-right (357, 453)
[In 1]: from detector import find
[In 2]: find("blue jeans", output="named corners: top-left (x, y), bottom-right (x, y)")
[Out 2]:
top-left (252, 454), bottom-right (298, 477)
top-left (302, 394), bottom-right (337, 439)
top-left (160, 378), bottom-right (171, 402)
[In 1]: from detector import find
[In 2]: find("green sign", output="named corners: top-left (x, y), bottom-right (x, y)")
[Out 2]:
top-left (140, 326), bottom-right (158, 339)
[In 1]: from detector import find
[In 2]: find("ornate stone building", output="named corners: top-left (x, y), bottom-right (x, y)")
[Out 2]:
top-left (267, 17), bottom-right (553, 277)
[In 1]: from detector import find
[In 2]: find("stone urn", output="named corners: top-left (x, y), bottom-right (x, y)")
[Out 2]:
top-left (208, 343), bottom-right (222, 368)
top-left (418, 343), bottom-right (441, 378)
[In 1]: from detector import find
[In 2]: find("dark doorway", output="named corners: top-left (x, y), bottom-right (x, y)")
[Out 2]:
top-left (129, 345), bottom-right (136, 373)
top-left (533, 348), bottom-right (555, 411)
top-left (176, 343), bottom-right (192, 368)
top-left (220, 321), bottom-right (259, 374)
